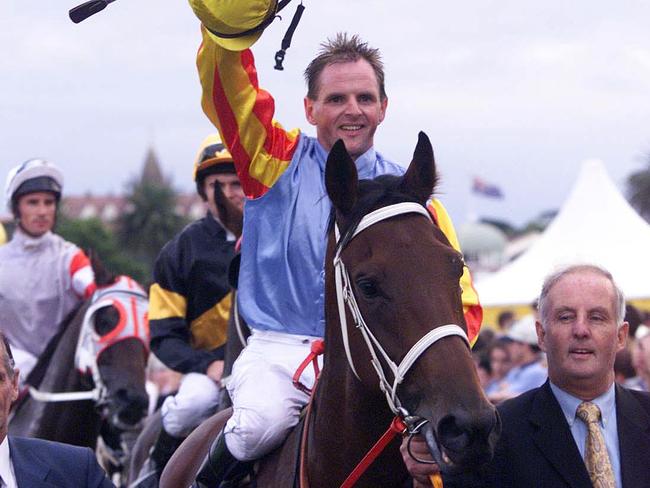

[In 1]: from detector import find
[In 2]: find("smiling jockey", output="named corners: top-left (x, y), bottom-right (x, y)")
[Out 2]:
top-left (0, 159), bottom-right (95, 385)
top-left (188, 1), bottom-right (482, 485)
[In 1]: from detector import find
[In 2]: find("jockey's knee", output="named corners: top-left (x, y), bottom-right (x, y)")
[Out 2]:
top-left (161, 373), bottom-right (220, 437)
top-left (224, 403), bottom-right (298, 461)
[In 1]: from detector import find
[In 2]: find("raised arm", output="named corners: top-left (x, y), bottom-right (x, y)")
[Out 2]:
top-left (196, 27), bottom-right (301, 199)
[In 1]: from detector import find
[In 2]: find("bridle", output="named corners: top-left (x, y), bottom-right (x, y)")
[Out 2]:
top-left (333, 202), bottom-right (470, 418)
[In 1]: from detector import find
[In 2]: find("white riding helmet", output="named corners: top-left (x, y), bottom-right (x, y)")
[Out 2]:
top-left (4, 158), bottom-right (64, 212)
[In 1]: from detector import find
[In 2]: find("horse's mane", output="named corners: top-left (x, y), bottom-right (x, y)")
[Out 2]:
top-left (25, 301), bottom-right (88, 388)
top-left (328, 174), bottom-right (430, 256)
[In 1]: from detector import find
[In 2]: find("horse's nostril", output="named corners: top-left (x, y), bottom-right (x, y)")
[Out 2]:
top-left (437, 415), bottom-right (471, 453)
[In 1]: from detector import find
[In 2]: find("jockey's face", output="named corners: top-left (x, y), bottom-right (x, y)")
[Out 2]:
top-left (204, 172), bottom-right (245, 216)
top-left (304, 59), bottom-right (387, 161)
top-left (17, 191), bottom-right (57, 237)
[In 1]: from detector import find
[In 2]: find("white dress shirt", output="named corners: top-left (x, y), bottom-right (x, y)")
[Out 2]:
top-left (0, 436), bottom-right (17, 488)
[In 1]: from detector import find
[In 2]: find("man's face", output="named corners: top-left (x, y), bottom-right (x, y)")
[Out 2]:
top-left (0, 353), bottom-right (18, 441)
top-left (204, 172), bottom-right (245, 216)
top-left (17, 191), bottom-right (57, 237)
top-left (304, 59), bottom-right (387, 160)
top-left (536, 270), bottom-right (628, 399)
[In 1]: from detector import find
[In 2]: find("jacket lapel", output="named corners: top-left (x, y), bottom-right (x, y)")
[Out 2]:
top-left (528, 382), bottom-right (592, 488)
top-left (616, 385), bottom-right (650, 488)
top-left (9, 437), bottom-right (58, 488)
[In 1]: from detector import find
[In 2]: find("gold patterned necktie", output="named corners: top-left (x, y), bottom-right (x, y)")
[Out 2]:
top-left (576, 401), bottom-right (616, 488)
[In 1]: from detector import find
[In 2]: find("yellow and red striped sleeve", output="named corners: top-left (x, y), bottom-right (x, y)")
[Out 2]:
top-left (196, 27), bottom-right (301, 199)
top-left (69, 249), bottom-right (96, 299)
top-left (428, 199), bottom-right (482, 345)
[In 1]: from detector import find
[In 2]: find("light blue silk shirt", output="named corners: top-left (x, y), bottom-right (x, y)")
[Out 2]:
top-left (237, 134), bottom-right (404, 337)
top-left (550, 382), bottom-right (621, 487)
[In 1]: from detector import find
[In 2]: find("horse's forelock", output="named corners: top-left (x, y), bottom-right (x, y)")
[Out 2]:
top-left (331, 175), bottom-right (426, 256)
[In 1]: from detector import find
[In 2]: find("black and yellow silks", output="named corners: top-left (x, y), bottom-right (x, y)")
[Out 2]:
top-left (149, 214), bottom-right (236, 374)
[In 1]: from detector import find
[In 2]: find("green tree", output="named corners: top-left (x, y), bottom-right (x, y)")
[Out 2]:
top-left (627, 155), bottom-right (650, 223)
top-left (117, 180), bottom-right (188, 285)
top-left (56, 215), bottom-right (148, 283)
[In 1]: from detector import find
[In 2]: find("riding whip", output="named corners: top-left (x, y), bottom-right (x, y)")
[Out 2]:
top-left (69, 0), bottom-right (116, 23)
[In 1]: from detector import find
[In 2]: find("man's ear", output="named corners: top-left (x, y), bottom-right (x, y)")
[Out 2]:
top-left (617, 322), bottom-right (629, 351)
top-left (11, 369), bottom-right (19, 402)
top-left (378, 97), bottom-right (388, 124)
top-left (535, 321), bottom-right (546, 352)
top-left (304, 97), bottom-right (317, 126)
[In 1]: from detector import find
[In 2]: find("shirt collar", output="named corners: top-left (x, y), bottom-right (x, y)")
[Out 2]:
top-left (13, 227), bottom-right (53, 251)
top-left (208, 213), bottom-right (236, 242)
top-left (0, 436), bottom-right (17, 488)
top-left (550, 381), bottom-right (617, 428)
top-left (313, 140), bottom-right (378, 180)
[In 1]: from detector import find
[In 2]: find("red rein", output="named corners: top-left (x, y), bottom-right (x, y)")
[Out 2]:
top-left (339, 416), bottom-right (408, 488)
top-left (293, 341), bottom-right (412, 487)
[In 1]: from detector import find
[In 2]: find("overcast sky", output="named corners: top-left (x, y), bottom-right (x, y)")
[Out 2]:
top-left (2, 0), bottom-right (649, 226)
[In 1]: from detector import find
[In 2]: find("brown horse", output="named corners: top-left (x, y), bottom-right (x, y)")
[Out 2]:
top-left (162, 132), bottom-right (499, 487)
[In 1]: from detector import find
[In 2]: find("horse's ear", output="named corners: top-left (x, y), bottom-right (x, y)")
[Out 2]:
top-left (88, 248), bottom-right (117, 287)
top-left (325, 139), bottom-right (358, 215)
top-left (401, 132), bottom-right (438, 204)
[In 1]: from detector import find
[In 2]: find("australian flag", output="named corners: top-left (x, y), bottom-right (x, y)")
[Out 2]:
top-left (472, 177), bottom-right (504, 199)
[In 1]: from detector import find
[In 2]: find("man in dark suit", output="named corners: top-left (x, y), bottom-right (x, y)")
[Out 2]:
top-left (403, 264), bottom-right (650, 488)
top-left (0, 332), bottom-right (114, 487)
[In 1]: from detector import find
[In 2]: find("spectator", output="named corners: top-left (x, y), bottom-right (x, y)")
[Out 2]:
top-left (484, 338), bottom-right (513, 397)
top-left (488, 314), bottom-right (547, 403)
top-left (626, 327), bottom-right (650, 392)
top-left (614, 348), bottom-right (636, 385)
top-left (497, 310), bottom-right (515, 332)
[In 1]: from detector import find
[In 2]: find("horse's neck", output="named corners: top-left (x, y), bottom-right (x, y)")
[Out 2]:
top-left (40, 306), bottom-right (85, 391)
top-left (306, 333), bottom-right (401, 487)
top-left (11, 301), bottom-right (98, 442)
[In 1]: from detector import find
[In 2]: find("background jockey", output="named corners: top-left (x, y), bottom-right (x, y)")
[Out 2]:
top-left (189, 1), bottom-right (482, 485)
top-left (137, 135), bottom-right (244, 486)
top-left (0, 159), bottom-right (96, 386)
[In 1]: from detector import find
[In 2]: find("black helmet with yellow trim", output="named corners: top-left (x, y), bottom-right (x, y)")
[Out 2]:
top-left (193, 134), bottom-right (236, 200)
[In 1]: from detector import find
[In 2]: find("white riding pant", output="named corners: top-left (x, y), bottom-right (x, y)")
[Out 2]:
top-left (224, 329), bottom-right (321, 461)
top-left (12, 346), bottom-right (37, 389)
top-left (161, 372), bottom-right (222, 437)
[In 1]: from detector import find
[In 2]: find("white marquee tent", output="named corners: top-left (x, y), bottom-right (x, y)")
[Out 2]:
top-left (476, 159), bottom-right (650, 309)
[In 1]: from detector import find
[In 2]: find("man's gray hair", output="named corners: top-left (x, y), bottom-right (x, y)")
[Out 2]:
top-left (0, 332), bottom-right (16, 379)
top-left (538, 264), bottom-right (626, 328)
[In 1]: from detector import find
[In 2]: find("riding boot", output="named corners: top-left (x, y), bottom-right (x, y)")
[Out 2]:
top-left (134, 428), bottom-right (184, 487)
top-left (195, 430), bottom-right (253, 488)
top-left (151, 428), bottom-right (184, 473)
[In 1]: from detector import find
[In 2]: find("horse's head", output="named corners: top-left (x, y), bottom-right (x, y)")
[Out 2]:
top-left (77, 276), bottom-right (150, 432)
top-left (324, 132), bottom-right (499, 472)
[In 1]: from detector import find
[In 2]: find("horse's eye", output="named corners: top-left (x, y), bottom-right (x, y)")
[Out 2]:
top-left (356, 277), bottom-right (380, 299)
top-left (94, 306), bottom-right (120, 336)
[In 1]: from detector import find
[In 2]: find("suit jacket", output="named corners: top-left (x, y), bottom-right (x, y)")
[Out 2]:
top-left (9, 436), bottom-right (114, 488)
top-left (445, 381), bottom-right (650, 488)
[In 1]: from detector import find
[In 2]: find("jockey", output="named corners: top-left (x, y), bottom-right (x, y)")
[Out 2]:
top-left (190, 1), bottom-right (482, 485)
top-left (138, 135), bottom-right (244, 485)
top-left (0, 159), bottom-right (95, 385)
